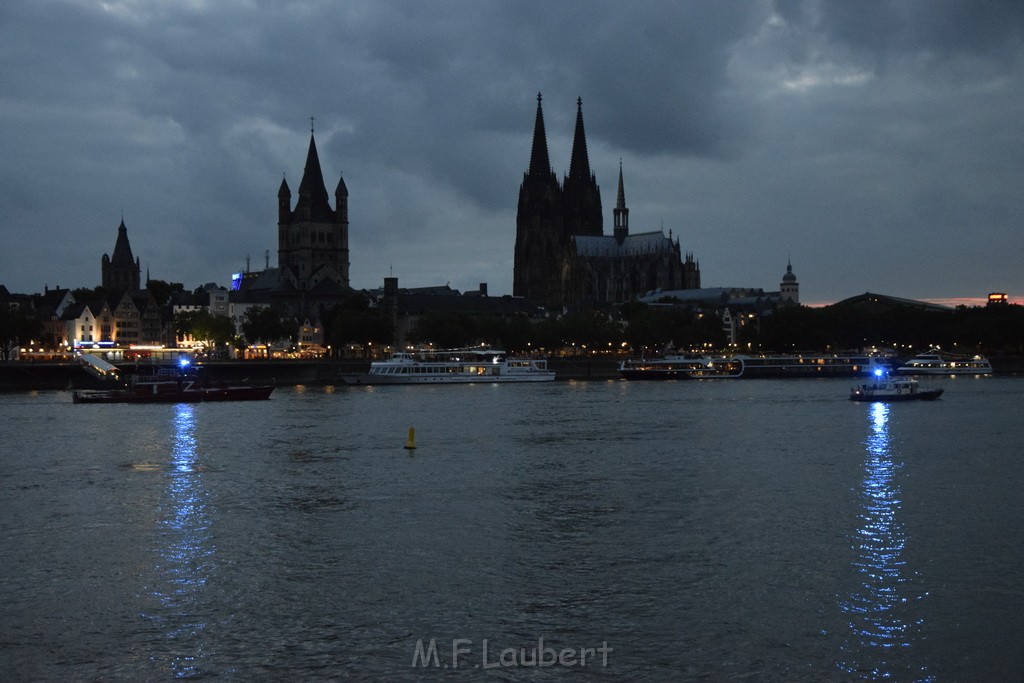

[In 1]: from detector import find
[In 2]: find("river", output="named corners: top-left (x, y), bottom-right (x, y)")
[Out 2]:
top-left (1, 376), bottom-right (1022, 680)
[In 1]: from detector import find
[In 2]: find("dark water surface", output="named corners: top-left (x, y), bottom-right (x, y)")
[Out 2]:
top-left (2, 377), bottom-right (1023, 680)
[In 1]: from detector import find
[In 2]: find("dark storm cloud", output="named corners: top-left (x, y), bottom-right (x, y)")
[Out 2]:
top-left (1, 0), bottom-right (1022, 303)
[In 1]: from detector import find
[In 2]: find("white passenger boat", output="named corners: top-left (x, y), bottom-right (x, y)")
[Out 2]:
top-left (895, 350), bottom-right (992, 375)
top-left (340, 349), bottom-right (555, 385)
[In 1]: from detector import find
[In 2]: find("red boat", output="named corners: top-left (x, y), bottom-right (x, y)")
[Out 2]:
top-left (72, 362), bottom-right (274, 404)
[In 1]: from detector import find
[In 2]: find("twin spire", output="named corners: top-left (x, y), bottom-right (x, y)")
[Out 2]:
top-left (528, 93), bottom-right (595, 183)
top-left (567, 97), bottom-right (592, 182)
top-left (528, 93), bottom-right (553, 177)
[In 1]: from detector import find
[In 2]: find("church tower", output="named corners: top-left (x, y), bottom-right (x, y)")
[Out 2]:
top-left (780, 259), bottom-right (799, 304)
top-left (277, 129), bottom-right (350, 290)
top-left (101, 219), bottom-right (141, 292)
top-left (613, 161), bottom-right (629, 244)
top-left (562, 98), bottom-right (603, 239)
top-left (514, 93), bottom-right (565, 307)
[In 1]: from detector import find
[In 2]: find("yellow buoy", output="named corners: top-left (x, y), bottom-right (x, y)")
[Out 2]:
top-left (404, 426), bottom-right (416, 450)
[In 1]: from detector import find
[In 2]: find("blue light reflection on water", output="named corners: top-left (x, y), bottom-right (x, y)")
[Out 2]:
top-left (838, 402), bottom-right (932, 681)
top-left (147, 403), bottom-right (215, 678)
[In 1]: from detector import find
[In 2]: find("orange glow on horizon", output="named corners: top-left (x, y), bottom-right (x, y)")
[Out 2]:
top-left (803, 295), bottom-right (1015, 308)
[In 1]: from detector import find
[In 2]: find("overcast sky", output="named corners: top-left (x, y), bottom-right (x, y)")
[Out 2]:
top-left (2, 0), bottom-right (1022, 305)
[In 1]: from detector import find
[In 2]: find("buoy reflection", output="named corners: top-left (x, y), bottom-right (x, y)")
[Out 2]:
top-left (838, 402), bottom-right (930, 680)
top-left (153, 403), bottom-right (214, 678)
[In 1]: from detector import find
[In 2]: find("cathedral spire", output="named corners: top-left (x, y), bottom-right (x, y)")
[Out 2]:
top-left (562, 96), bottom-right (602, 238)
top-left (616, 160), bottom-right (626, 209)
top-left (111, 219), bottom-right (135, 267)
top-left (102, 219), bottom-right (141, 291)
top-left (568, 97), bottom-right (592, 181)
top-left (613, 160), bottom-right (629, 243)
top-left (527, 93), bottom-right (552, 177)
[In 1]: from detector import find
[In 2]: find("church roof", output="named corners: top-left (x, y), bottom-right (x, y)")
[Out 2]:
top-left (830, 292), bottom-right (953, 312)
top-left (108, 220), bottom-right (136, 267)
top-left (36, 287), bottom-right (71, 311)
top-left (295, 134), bottom-right (334, 221)
top-left (61, 300), bottom-right (109, 321)
top-left (573, 231), bottom-right (675, 258)
top-left (237, 268), bottom-right (285, 292)
top-left (308, 275), bottom-right (355, 296)
top-left (131, 292), bottom-right (158, 312)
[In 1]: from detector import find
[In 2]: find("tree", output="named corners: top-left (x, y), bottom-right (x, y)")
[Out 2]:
top-left (146, 280), bottom-right (185, 306)
top-left (0, 305), bottom-right (44, 360)
top-left (322, 295), bottom-right (393, 353)
top-left (175, 310), bottom-right (236, 349)
top-left (330, 309), bottom-right (394, 348)
top-left (622, 304), bottom-right (674, 351)
top-left (72, 286), bottom-right (107, 303)
top-left (407, 311), bottom-right (473, 348)
top-left (241, 307), bottom-right (297, 349)
top-left (497, 315), bottom-right (534, 353)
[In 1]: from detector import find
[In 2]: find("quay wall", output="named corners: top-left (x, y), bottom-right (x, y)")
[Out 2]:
top-left (4, 355), bottom-right (1023, 392)
top-left (0, 358), bottom-right (620, 392)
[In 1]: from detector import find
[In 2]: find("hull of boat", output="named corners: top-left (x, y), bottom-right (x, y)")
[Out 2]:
top-left (339, 373), bottom-right (554, 385)
top-left (619, 369), bottom-right (698, 380)
top-left (895, 367), bottom-right (991, 376)
top-left (73, 385), bottom-right (274, 403)
top-left (742, 368), bottom-right (876, 378)
top-left (618, 368), bottom-right (742, 380)
top-left (849, 388), bottom-right (943, 402)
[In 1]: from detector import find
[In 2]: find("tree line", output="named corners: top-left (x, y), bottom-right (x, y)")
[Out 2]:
top-left (5, 282), bottom-right (1024, 359)
top-left (752, 303), bottom-right (1024, 354)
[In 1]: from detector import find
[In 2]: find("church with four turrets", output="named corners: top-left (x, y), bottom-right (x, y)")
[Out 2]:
top-left (277, 132), bottom-right (350, 292)
top-left (514, 94), bottom-right (700, 309)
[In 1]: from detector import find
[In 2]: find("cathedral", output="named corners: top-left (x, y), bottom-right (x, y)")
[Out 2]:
top-left (514, 94), bottom-right (699, 309)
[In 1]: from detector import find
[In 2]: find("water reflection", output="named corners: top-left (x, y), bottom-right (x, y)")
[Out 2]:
top-left (839, 402), bottom-right (930, 680)
top-left (152, 403), bottom-right (215, 678)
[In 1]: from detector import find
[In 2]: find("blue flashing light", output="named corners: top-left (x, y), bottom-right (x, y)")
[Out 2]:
top-left (874, 368), bottom-right (884, 378)
top-left (179, 358), bottom-right (192, 369)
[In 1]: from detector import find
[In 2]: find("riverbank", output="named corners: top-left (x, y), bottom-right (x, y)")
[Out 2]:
top-left (0, 357), bottom-right (624, 392)
top-left (4, 354), bottom-right (1023, 392)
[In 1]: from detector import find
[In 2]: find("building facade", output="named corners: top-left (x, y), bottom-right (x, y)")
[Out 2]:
top-left (514, 94), bottom-right (699, 309)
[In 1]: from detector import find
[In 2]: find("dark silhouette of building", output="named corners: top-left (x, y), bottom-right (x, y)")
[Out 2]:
top-left (231, 129), bottom-right (356, 321)
top-left (101, 219), bottom-right (141, 292)
top-left (277, 130), bottom-right (350, 291)
top-left (514, 94), bottom-right (699, 309)
top-left (780, 260), bottom-right (799, 305)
